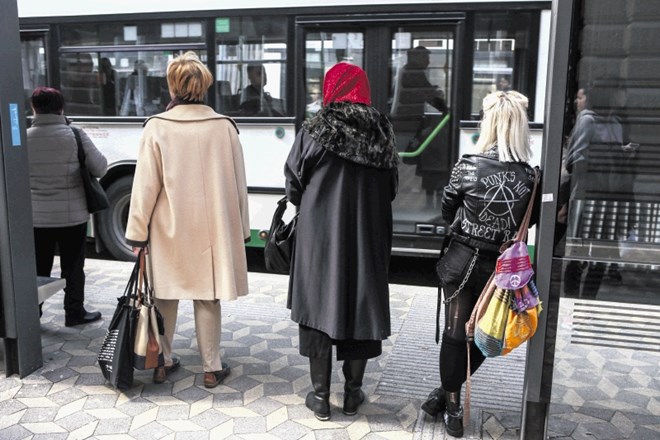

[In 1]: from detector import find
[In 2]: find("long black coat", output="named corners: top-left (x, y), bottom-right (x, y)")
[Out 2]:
top-left (285, 102), bottom-right (399, 341)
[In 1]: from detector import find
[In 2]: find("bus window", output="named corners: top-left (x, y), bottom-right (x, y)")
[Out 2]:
top-left (59, 50), bottom-right (189, 117)
top-left (60, 20), bottom-right (205, 46)
top-left (215, 16), bottom-right (288, 117)
top-left (60, 52), bottom-right (100, 115)
top-left (304, 31), bottom-right (365, 118)
top-left (20, 34), bottom-right (47, 116)
top-left (471, 12), bottom-right (536, 117)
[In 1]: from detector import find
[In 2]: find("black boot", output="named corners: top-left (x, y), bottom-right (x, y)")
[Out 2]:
top-left (342, 359), bottom-right (367, 416)
top-left (305, 357), bottom-right (332, 421)
top-left (444, 391), bottom-right (464, 437)
top-left (421, 387), bottom-right (446, 417)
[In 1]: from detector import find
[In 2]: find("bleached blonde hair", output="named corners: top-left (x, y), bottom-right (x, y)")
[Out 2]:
top-left (475, 90), bottom-right (532, 162)
top-left (167, 51), bottom-right (213, 102)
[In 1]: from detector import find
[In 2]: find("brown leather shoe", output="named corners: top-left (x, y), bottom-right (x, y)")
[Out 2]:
top-left (203, 362), bottom-right (230, 388)
top-left (153, 358), bottom-right (180, 384)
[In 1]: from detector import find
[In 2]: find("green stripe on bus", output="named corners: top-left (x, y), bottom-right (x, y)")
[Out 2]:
top-left (245, 229), bottom-right (266, 248)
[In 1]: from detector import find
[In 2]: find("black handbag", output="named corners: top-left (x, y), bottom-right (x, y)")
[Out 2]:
top-left (72, 126), bottom-right (110, 213)
top-left (264, 196), bottom-right (298, 273)
top-left (98, 258), bottom-right (140, 390)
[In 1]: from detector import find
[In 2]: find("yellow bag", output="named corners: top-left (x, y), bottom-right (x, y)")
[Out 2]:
top-left (502, 304), bottom-right (541, 355)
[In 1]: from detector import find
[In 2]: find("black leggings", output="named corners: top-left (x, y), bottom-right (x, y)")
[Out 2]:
top-left (439, 253), bottom-right (495, 393)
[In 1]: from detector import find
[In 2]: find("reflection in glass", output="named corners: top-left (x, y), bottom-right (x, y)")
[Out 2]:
top-left (61, 21), bottom-right (205, 46)
top-left (471, 12), bottom-right (534, 117)
top-left (21, 36), bottom-right (47, 116)
top-left (557, 83), bottom-right (641, 297)
top-left (388, 29), bottom-right (453, 238)
top-left (59, 51), bottom-right (191, 116)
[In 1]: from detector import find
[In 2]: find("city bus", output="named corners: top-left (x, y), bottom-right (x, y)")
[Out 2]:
top-left (18, 0), bottom-right (551, 261)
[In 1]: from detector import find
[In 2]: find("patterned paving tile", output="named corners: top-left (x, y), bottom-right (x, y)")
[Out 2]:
top-left (1, 258), bottom-right (658, 438)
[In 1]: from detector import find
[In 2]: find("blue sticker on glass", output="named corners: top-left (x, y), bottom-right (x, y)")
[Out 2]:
top-left (10, 103), bottom-right (21, 146)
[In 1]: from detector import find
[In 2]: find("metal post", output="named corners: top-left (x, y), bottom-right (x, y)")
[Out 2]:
top-left (520, 0), bottom-right (576, 438)
top-left (0, 0), bottom-right (42, 377)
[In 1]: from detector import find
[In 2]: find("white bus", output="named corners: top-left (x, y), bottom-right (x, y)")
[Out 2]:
top-left (18, 0), bottom-right (550, 260)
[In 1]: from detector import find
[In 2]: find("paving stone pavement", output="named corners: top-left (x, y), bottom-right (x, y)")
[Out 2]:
top-left (1, 258), bottom-right (658, 439)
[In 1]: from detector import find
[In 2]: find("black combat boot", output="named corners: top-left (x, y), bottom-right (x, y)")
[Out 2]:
top-left (421, 387), bottom-right (446, 417)
top-left (342, 359), bottom-right (368, 415)
top-left (305, 357), bottom-right (332, 420)
top-left (444, 390), bottom-right (464, 437)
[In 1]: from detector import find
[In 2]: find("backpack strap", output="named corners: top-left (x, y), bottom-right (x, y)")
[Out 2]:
top-left (512, 167), bottom-right (540, 244)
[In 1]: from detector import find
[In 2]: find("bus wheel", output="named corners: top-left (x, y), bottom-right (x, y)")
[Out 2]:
top-left (97, 175), bottom-right (135, 261)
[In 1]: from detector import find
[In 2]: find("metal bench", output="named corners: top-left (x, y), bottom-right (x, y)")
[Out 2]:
top-left (36, 276), bottom-right (66, 303)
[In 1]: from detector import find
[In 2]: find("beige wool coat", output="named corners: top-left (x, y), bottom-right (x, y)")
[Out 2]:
top-left (125, 104), bottom-right (250, 301)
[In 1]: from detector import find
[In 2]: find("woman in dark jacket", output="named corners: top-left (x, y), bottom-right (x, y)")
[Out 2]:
top-left (421, 91), bottom-right (539, 437)
top-left (285, 62), bottom-right (398, 421)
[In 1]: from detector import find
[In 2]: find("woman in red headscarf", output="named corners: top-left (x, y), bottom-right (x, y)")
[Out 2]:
top-left (285, 62), bottom-right (399, 421)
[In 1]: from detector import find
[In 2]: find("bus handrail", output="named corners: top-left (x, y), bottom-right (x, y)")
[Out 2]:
top-left (398, 113), bottom-right (451, 158)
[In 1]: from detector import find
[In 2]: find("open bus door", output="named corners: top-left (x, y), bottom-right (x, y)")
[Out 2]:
top-left (296, 13), bottom-right (465, 256)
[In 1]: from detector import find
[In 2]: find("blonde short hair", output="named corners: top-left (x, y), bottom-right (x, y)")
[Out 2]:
top-left (475, 90), bottom-right (532, 162)
top-left (167, 51), bottom-right (213, 102)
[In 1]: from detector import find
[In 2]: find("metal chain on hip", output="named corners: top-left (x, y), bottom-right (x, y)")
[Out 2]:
top-left (443, 249), bottom-right (479, 305)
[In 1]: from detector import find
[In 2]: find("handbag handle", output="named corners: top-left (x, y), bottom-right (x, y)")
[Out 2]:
top-left (138, 250), bottom-right (155, 306)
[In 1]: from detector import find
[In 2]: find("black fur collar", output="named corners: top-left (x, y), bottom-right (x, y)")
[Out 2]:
top-left (303, 102), bottom-right (399, 169)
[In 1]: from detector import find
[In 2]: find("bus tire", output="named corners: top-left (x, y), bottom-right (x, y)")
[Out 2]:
top-left (97, 175), bottom-right (135, 261)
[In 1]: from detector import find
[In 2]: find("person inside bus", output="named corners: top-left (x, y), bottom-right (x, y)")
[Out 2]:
top-left (391, 46), bottom-right (448, 207)
top-left (239, 64), bottom-right (284, 116)
top-left (99, 57), bottom-right (118, 116)
top-left (27, 87), bottom-right (107, 326)
top-left (560, 85), bottom-right (637, 298)
top-left (496, 76), bottom-right (512, 92)
top-left (392, 46), bottom-right (448, 118)
top-left (285, 62), bottom-right (398, 421)
top-left (421, 91), bottom-right (539, 438)
top-left (125, 51), bottom-right (250, 388)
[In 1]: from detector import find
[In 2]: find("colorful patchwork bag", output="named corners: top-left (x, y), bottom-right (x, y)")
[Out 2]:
top-left (467, 168), bottom-right (540, 358)
top-left (464, 167), bottom-right (540, 423)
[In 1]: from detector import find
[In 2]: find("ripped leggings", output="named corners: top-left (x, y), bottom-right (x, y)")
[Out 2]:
top-left (438, 244), bottom-right (496, 393)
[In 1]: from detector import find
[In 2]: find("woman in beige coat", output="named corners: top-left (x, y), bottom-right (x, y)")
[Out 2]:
top-left (126, 51), bottom-right (250, 388)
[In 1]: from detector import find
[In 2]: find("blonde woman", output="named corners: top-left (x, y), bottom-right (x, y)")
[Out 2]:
top-left (421, 91), bottom-right (539, 437)
top-left (126, 51), bottom-right (249, 387)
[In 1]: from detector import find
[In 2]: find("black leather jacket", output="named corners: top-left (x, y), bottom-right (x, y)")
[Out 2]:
top-left (442, 148), bottom-right (539, 254)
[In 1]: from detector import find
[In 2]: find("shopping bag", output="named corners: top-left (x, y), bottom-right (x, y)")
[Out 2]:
top-left (474, 286), bottom-right (512, 357)
top-left (98, 260), bottom-right (140, 390)
top-left (133, 251), bottom-right (165, 370)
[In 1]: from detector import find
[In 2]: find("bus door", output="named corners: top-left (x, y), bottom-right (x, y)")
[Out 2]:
top-left (298, 15), bottom-right (463, 255)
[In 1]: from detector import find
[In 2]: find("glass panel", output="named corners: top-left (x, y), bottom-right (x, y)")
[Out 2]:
top-left (388, 28), bottom-right (453, 236)
top-left (555, 1), bottom-right (660, 277)
top-left (215, 16), bottom-right (287, 116)
top-left (21, 36), bottom-right (47, 116)
top-left (471, 13), bottom-right (534, 117)
top-left (304, 31), bottom-right (365, 118)
top-left (60, 50), bottom-right (202, 116)
top-left (547, 0), bottom-right (660, 433)
top-left (60, 20), bottom-right (205, 46)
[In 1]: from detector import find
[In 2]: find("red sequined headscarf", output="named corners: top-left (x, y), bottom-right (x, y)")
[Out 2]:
top-left (322, 62), bottom-right (371, 106)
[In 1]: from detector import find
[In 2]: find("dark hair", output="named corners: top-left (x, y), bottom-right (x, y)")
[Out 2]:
top-left (31, 87), bottom-right (65, 114)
